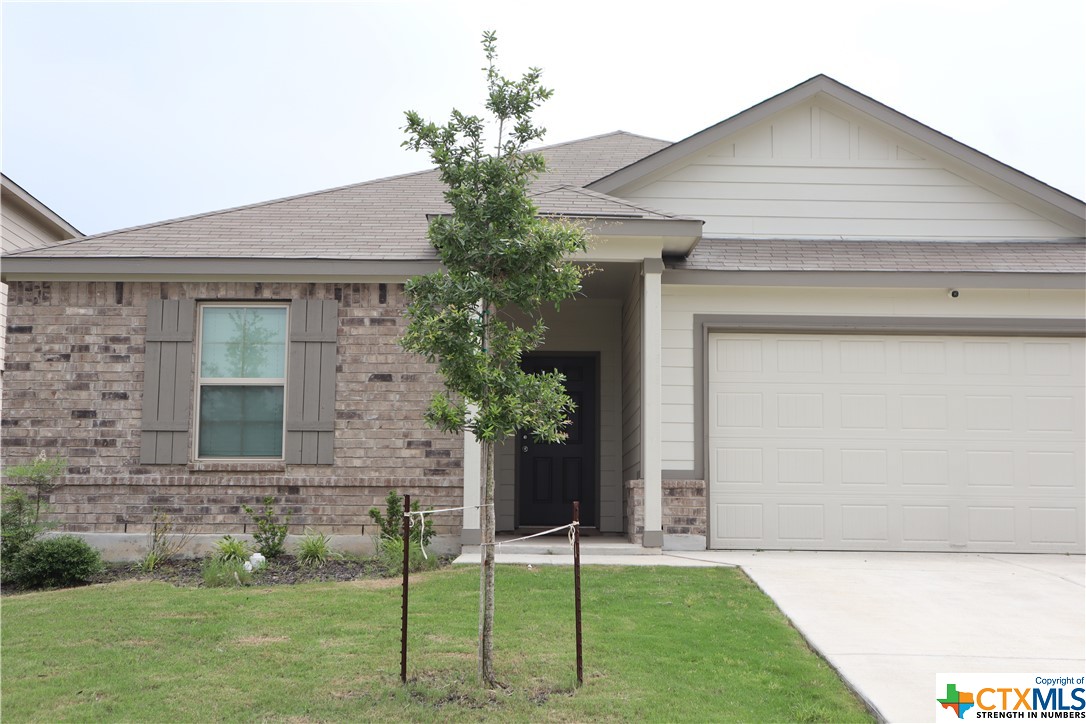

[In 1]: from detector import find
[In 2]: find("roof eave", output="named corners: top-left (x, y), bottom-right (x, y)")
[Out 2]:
top-left (661, 267), bottom-right (1086, 290)
top-left (0, 257), bottom-right (442, 282)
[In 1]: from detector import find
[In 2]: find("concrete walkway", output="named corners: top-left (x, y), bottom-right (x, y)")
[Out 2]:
top-left (454, 549), bottom-right (1086, 722)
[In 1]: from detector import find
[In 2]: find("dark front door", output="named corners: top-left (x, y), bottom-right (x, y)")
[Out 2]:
top-left (518, 355), bottom-right (597, 528)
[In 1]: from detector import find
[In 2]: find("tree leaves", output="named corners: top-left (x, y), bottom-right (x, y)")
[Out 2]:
top-left (400, 31), bottom-right (589, 444)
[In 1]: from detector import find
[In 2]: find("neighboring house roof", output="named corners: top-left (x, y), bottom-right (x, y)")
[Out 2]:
top-left (5, 132), bottom-right (672, 262)
top-left (1, 173), bottom-right (82, 251)
top-left (669, 238), bottom-right (1086, 274)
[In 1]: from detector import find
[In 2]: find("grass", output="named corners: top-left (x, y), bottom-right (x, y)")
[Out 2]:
top-left (0, 565), bottom-right (873, 722)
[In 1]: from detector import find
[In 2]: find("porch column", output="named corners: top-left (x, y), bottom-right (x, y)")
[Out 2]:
top-left (641, 258), bottom-right (664, 548)
top-left (461, 422), bottom-right (481, 545)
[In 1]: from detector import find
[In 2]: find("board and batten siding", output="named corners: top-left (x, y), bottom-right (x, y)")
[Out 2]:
top-left (494, 298), bottom-right (624, 532)
top-left (660, 285), bottom-right (1086, 472)
top-left (621, 100), bottom-right (1077, 240)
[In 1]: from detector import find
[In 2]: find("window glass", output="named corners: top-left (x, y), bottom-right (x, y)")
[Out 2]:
top-left (197, 305), bottom-right (288, 459)
top-left (198, 386), bottom-right (285, 457)
top-left (200, 307), bottom-right (287, 379)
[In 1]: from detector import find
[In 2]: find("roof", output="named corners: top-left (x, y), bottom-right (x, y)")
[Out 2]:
top-left (3, 78), bottom-right (1083, 278)
top-left (668, 238), bottom-right (1086, 274)
top-left (531, 185), bottom-right (691, 221)
top-left (5, 132), bottom-right (672, 261)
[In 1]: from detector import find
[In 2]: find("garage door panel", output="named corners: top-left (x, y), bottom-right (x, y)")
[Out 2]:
top-left (708, 333), bottom-right (1085, 553)
top-left (714, 496), bottom-right (1079, 551)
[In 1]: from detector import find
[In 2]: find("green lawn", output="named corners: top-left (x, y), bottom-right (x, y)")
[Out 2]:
top-left (1, 565), bottom-right (873, 722)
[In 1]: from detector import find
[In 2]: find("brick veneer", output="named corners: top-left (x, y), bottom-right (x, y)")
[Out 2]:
top-left (1, 281), bottom-right (465, 537)
top-left (624, 478), bottom-right (708, 545)
top-left (662, 479), bottom-right (707, 537)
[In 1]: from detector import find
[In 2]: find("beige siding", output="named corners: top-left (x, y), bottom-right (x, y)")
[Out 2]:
top-left (2, 203), bottom-right (68, 253)
top-left (495, 298), bottom-right (624, 532)
top-left (623, 101), bottom-right (1078, 240)
top-left (661, 284), bottom-right (1086, 471)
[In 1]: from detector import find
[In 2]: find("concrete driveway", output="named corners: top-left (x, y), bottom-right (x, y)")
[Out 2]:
top-left (667, 550), bottom-right (1086, 723)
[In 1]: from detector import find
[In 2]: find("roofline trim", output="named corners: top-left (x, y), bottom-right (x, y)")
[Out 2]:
top-left (660, 268), bottom-right (1086, 290)
top-left (1, 258), bottom-right (443, 281)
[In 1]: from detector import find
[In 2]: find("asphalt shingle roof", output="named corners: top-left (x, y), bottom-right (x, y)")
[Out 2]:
top-left (668, 238), bottom-right (1086, 274)
top-left (7, 132), bottom-right (671, 261)
top-left (5, 127), bottom-right (1082, 276)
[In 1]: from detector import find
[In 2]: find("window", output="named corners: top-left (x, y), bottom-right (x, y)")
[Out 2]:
top-left (140, 298), bottom-right (336, 466)
top-left (195, 304), bottom-right (288, 458)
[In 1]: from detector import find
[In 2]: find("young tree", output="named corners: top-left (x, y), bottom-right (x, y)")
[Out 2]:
top-left (400, 31), bottom-right (590, 686)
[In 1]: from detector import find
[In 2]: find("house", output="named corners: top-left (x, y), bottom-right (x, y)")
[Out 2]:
top-left (1, 174), bottom-right (83, 382)
top-left (2, 75), bottom-right (1083, 556)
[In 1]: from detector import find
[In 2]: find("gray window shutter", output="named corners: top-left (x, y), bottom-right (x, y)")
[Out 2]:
top-left (141, 299), bottom-right (196, 464)
top-left (285, 299), bottom-right (337, 464)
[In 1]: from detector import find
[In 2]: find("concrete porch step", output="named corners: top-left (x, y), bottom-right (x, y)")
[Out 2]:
top-left (459, 538), bottom-right (654, 557)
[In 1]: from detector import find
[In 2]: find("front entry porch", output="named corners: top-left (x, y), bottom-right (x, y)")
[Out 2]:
top-left (459, 258), bottom-right (668, 548)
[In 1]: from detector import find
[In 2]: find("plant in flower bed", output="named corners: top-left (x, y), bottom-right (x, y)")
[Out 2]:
top-left (140, 508), bottom-right (195, 573)
top-left (213, 535), bottom-right (251, 563)
top-left (368, 490), bottom-right (436, 575)
top-left (242, 496), bottom-right (290, 558)
top-left (296, 529), bottom-right (336, 568)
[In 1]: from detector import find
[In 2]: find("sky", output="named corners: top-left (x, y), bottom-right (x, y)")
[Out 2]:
top-left (2, 0), bottom-right (1084, 236)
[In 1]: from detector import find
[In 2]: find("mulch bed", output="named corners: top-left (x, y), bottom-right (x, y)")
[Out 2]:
top-left (3, 555), bottom-right (450, 593)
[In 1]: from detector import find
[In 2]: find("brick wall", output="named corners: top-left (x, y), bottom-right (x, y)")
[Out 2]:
top-left (623, 478), bottom-right (707, 545)
top-left (1, 281), bottom-right (465, 537)
top-left (662, 479), bottom-right (707, 537)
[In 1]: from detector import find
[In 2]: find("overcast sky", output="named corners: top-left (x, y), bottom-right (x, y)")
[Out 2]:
top-left (3, 0), bottom-right (1084, 236)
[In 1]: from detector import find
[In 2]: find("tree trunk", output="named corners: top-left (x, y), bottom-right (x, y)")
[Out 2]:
top-left (478, 439), bottom-right (497, 686)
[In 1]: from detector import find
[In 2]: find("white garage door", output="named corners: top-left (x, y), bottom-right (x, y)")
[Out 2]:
top-left (708, 333), bottom-right (1085, 553)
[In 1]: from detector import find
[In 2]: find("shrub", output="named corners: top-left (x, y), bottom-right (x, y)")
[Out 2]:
top-left (7, 535), bottom-right (103, 589)
top-left (378, 536), bottom-right (436, 577)
top-left (140, 508), bottom-right (195, 572)
top-left (3, 453), bottom-right (67, 523)
top-left (368, 490), bottom-right (434, 548)
top-left (1, 486), bottom-right (50, 579)
top-left (242, 497), bottom-right (290, 558)
top-left (213, 535), bottom-right (251, 564)
top-left (296, 529), bottom-right (334, 568)
top-left (201, 558), bottom-right (253, 588)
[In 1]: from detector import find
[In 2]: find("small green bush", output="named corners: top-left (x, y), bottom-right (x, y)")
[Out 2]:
top-left (1, 486), bottom-right (49, 579)
top-left (213, 535), bottom-right (251, 564)
top-left (242, 497), bottom-right (290, 558)
top-left (296, 529), bottom-right (334, 568)
top-left (368, 490), bottom-right (434, 547)
top-left (7, 535), bottom-right (103, 589)
top-left (378, 536), bottom-right (436, 577)
top-left (201, 558), bottom-right (253, 587)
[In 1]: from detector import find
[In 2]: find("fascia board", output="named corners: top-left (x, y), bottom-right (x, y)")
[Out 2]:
top-left (661, 268), bottom-right (1086, 290)
top-left (0, 258), bottom-right (442, 282)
